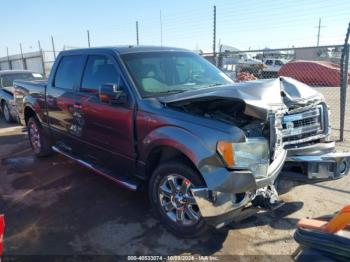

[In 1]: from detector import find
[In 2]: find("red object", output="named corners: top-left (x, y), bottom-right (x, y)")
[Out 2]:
top-left (279, 60), bottom-right (350, 87)
top-left (0, 215), bottom-right (4, 256)
top-left (237, 72), bottom-right (257, 82)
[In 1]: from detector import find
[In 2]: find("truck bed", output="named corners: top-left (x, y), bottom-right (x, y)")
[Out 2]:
top-left (14, 79), bottom-right (48, 93)
top-left (13, 79), bottom-right (48, 124)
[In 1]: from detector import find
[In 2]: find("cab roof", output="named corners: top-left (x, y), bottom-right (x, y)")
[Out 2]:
top-left (0, 70), bottom-right (35, 75)
top-left (60, 45), bottom-right (190, 56)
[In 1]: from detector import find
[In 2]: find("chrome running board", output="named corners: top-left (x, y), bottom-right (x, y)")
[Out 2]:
top-left (52, 146), bottom-right (138, 191)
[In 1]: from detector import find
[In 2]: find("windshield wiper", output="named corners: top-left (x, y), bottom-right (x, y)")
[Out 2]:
top-left (157, 89), bottom-right (187, 95)
top-left (206, 83), bottom-right (224, 87)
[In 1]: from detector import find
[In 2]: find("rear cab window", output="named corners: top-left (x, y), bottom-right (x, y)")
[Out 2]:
top-left (1, 73), bottom-right (43, 88)
top-left (54, 55), bottom-right (85, 90)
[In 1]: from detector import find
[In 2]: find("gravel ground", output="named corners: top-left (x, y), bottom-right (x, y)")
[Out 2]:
top-left (0, 117), bottom-right (349, 261)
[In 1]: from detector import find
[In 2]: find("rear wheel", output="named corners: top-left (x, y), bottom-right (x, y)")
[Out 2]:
top-left (2, 102), bottom-right (13, 123)
top-left (27, 117), bottom-right (52, 157)
top-left (149, 161), bottom-right (209, 238)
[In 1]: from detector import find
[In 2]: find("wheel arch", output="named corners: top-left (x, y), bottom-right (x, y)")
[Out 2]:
top-left (141, 126), bottom-right (219, 183)
top-left (145, 145), bottom-right (201, 179)
top-left (24, 105), bottom-right (37, 126)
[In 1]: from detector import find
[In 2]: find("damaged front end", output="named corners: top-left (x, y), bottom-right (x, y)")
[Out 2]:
top-left (160, 77), bottom-right (350, 228)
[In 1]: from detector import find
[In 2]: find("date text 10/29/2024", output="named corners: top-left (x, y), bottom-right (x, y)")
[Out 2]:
top-left (127, 256), bottom-right (219, 261)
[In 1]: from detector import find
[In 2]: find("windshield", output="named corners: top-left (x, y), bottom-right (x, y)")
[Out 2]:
top-left (0, 72), bottom-right (43, 88)
top-left (121, 51), bottom-right (233, 97)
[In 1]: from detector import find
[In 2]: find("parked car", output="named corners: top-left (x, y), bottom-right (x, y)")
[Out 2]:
top-left (262, 58), bottom-right (289, 78)
top-left (0, 70), bottom-right (43, 122)
top-left (14, 46), bottom-right (350, 237)
top-left (279, 60), bottom-right (350, 86)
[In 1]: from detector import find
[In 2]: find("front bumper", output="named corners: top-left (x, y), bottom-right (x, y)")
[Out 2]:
top-left (191, 149), bottom-right (287, 227)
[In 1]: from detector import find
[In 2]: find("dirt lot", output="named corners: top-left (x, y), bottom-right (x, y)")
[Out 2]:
top-left (0, 117), bottom-right (349, 261)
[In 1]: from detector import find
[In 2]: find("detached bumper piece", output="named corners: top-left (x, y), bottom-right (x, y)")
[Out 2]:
top-left (293, 205), bottom-right (350, 261)
top-left (286, 152), bottom-right (350, 180)
top-left (191, 150), bottom-right (287, 228)
top-left (191, 184), bottom-right (284, 228)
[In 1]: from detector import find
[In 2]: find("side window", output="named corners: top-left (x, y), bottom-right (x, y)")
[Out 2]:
top-left (81, 55), bottom-right (120, 92)
top-left (274, 60), bottom-right (283, 66)
top-left (265, 60), bottom-right (273, 65)
top-left (54, 56), bottom-right (84, 89)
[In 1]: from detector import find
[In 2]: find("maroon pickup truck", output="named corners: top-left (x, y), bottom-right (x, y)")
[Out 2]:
top-left (13, 46), bottom-right (350, 237)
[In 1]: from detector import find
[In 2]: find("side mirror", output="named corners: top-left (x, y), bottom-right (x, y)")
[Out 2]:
top-left (99, 83), bottom-right (127, 105)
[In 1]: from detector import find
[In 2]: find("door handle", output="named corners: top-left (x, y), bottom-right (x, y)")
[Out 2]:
top-left (74, 103), bottom-right (83, 110)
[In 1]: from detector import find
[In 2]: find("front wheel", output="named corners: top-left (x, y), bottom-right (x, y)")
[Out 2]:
top-left (149, 161), bottom-right (210, 238)
top-left (27, 117), bottom-right (53, 157)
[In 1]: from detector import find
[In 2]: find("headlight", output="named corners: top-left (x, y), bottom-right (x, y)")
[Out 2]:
top-left (217, 138), bottom-right (270, 178)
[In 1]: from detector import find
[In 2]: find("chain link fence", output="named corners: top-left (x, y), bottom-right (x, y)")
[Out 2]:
top-left (202, 41), bottom-right (350, 142)
top-left (0, 50), bottom-right (57, 78)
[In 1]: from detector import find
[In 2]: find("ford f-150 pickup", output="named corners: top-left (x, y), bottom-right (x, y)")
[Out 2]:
top-left (13, 46), bottom-right (350, 237)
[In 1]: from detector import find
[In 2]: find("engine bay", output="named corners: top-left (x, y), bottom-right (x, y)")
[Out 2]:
top-left (169, 98), bottom-right (268, 137)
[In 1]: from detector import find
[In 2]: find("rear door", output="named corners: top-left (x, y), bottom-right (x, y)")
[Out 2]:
top-left (75, 54), bottom-right (136, 175)
top-left (46, 55), bottom-right (86, 151)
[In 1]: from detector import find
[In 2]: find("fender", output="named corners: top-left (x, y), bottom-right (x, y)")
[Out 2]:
top-left (139, 126), bottom-right (228, 184)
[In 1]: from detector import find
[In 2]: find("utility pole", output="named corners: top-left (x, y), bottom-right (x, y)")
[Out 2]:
top-left (160, 10), bottom-right (163, 46)
top-left (213, 5), bottom-right (217, 65)
top-left (6, 47), bottom-right (12, 70)
top-left (51, 35), bottom-right (56, 59)
top-left (87, 30), bottom-right (91, 48)
top-left (38, 40), bottom-right (46, 76)
top-left (316, 18), bottom-right (325, 46)
top-left (20, 42), bottom-right (27, 69)
top-left (136, 21), bottom-right (139, 46)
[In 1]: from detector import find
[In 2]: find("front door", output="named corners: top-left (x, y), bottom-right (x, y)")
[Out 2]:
top-left (75, 54), bottom-right (135, 176)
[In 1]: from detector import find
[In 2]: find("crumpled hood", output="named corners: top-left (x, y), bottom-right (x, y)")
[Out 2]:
top-left (159, 77), bottom-right (324, 120)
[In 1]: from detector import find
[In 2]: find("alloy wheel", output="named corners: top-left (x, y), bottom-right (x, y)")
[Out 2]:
top-left (29, 122), bottom-right (41, 153)
top-left (158, 174), bottom-right (200, 226)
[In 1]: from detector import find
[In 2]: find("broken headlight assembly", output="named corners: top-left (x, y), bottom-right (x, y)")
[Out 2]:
top-left (217, 138), bottom-right (270, 178)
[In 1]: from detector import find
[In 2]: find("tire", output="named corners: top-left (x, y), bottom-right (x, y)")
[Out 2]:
top-left (27, 116), bottom-right (53, 157)
top-left (149, 161), bottom-right (210, 238)
top-left (2, 101), bottom-right (13, 123)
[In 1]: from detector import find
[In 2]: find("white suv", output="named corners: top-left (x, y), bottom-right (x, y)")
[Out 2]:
top-left (262, 58), bottom-right (289, 78)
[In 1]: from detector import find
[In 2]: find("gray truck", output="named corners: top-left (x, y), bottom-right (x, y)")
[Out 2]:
top-left (0, 70), bottom-right (43, 122)
top-left (13, 46), bottom-right (350, 237)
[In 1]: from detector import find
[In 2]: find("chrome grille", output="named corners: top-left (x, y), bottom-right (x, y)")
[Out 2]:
top-left (282, 105), bottom-right (324, 145)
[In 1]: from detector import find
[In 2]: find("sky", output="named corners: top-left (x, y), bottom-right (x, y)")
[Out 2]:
top-left (1, 0), bottom-right (349, 56)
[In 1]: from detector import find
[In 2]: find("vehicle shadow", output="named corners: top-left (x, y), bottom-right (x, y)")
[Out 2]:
top-left (227, 201), bottom-right (304, 231)
top-left (1, 137), bottom-right (303, 256)
top-left (0, 149), bottom-right (302, 255)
